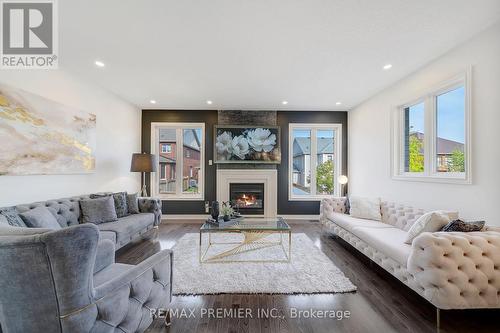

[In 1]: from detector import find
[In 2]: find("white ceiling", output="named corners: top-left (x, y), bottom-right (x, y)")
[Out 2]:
top-left (60, 0), bottom-right (500, 110)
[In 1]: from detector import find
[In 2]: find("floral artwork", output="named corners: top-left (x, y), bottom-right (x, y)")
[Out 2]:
top-left (0, 83), bottom-right (96, 175)
top-left (214, 126), bottom-right (281, 163)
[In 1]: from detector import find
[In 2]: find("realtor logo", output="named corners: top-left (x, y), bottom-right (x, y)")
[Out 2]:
top-left (1, 0), bottom-right (58, 69)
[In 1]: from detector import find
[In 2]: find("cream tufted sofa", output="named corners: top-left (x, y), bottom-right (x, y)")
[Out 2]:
top-left (320, 199), bottom-right (500, 312)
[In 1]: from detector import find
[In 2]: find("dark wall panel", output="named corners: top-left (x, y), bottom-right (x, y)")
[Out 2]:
top-left (142, 110), bottom-right (347, 215)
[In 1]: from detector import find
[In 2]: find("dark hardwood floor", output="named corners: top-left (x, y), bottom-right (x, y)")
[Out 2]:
top-left (116, 221), bottom-right (499, 333)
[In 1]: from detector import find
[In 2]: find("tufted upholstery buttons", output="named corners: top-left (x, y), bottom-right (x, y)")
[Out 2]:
top-left (321, 204), bottom-right (500, 311)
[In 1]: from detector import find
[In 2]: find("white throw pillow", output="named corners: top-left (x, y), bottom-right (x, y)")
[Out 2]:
top-left (349, 196), bottom-right (381, 221)
top-left (404, 211), bottom-right (457, 244)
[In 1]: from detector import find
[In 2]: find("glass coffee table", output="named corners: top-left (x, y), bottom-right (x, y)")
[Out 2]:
top-left (199, 217), bottom-right (291, 263)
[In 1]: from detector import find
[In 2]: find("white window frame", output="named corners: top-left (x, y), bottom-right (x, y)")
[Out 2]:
top-left (151, 122), bottom-right (205, 200)
top-left (391, 70), bottom-right (471, 184)
top-left (288, 123), bottom-right (342, 200)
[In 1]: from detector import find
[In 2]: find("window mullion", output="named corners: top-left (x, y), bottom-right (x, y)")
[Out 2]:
top-left (310, 128), bottom-right (317, 196)
top-left (176, 127), bottom-right (183, 196)
top-left (425, 94), bottom-right (436, 176)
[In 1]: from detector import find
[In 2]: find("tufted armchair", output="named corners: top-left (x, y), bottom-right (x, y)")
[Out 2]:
top-left (0, 223), bottom-right (172, 333)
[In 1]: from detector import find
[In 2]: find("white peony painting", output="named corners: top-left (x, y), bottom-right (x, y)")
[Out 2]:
top-left (214, 126), bottom-right (281, 163)
top-left (0, 84), bottom-right (96, 175)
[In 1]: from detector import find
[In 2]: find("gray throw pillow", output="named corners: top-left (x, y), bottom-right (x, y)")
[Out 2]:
top-left (127, 193), bottom-right (139, 214)
top-left (19, 207), bottom-right (62, 230)
top-left (80, 196), bottom-right (118, 224)
top-left (0, 207), bottom-right (27, 227)
top-left (90, 192), bottom-right (129, 218)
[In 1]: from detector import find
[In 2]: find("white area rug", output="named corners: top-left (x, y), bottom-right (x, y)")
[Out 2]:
top-left (172, 233), bottom-right (357, 295)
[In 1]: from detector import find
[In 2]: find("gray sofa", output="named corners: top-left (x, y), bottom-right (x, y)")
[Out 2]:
top-left (0, 223), bottom-right (172, 333)
top-left (3, 195), bottom-right (162, 250)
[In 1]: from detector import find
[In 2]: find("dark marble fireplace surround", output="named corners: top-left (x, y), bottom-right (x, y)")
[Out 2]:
top-left (141, 109), bottom-right (347, 215)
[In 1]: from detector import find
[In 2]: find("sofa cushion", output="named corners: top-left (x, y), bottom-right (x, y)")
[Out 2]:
top-left (80, 196), bottom-right (118, 224)
top-left (97, 213), bottom-right (154, 245)
top-left (349, 196), bottom-right (381, 221)
top-left (99, 230), bottom-right (117, 244)
top-left (351, 226), bottom-right (412, 266)
top-left (0, 207), bottom-right (27, 227)
top-left (19, 207), bottom-right (61, 230)
top-left (328, 212), bottom-right (393, 233)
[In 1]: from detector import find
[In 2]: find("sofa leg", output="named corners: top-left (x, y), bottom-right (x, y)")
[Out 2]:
top-left (164, 310), bottom-right (172, 327)
top-left (436, 308), bottom-right (440, 331)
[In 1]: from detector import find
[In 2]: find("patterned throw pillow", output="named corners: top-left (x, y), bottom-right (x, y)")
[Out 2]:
top-left (112, 192), bottom-right (129, 218)
top-left (90, 192), bottom-right (129, 218)
top-left (442, 219), bottom-right (485, 232)
top-left (331, 197), bottom-right (349, 214)
top-left (127, 193), bottom-right (140, 214)
top-left (0, 207), bottom-right (27, 227)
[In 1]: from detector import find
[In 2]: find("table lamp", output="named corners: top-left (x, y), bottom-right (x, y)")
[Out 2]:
top-left (130, 153), bottom-right (156, 197)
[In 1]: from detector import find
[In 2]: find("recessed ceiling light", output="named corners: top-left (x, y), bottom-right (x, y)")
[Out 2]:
top-left (95, 60), bottom-right (105, 68)
top-left (383, 64), bottom-right (392, 70)
top-left (282, 100), bottom-right (288, 105)
top-left (336, 102), bottom-right (342, 106)
top-left (206, 100), bottom-right (213, 105)
top-left (150, 100), bottom-right (157, 104)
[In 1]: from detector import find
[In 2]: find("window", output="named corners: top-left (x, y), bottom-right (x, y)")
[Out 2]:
top-left (403, 102), bottom-right (425, 173)
top-left (151, 123), bottom-right (205, 199)
top-left (161, 144), bottom-right (172, 153)
top-left (289, 123), bottom-right (342, 200)
top-left (392, 72), bottom-right (470, 183)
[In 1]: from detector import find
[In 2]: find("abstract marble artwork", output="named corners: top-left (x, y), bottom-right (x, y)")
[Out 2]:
top-left (0, 84), bottom-right (96, 175)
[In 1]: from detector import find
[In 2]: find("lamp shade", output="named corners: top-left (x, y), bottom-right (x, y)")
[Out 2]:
top-left (338, 175), bottom-right (348, 185)
top-left (130, 153), bottom-right (156, 172)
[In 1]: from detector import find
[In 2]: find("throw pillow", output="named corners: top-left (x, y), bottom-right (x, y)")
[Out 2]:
top-left (80, 196), bottom-right (118, 224)
top-left (127, 192), bottom-right (140, 214)
top-left (442, 219), bottom-right (485, 232)
top-left (405, 211), bottom-right (453, 244)
top-left (19, 207), bottom-right (62, 230)
top-left (349, 196), bottom-right (381, 221)
top-left (330, 197), bottom-right (349, 214)
top-left (90, 192), bottom-right (129, 218)
top-left (0, 215), bottom-right (9, 226)
top-left (0, 207), bottom-right (27, 227)
top-left (112, 192), bottom-right (129, 218)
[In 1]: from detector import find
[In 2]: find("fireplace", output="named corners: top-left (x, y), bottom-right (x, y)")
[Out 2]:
top-left (230, 183), bottom-right (265, 215)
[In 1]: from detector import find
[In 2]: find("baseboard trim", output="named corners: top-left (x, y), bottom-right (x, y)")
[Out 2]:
top-left (161, 214), bottom-right (206, 221)
top-left (281, 215), bottom-right (320, 220)
top-left (161, 214), bottom-right (319, 223)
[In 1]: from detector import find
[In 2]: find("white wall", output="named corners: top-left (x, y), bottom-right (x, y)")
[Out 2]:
top-left (349, 22), bottom-right (500, 224)
top-left (0, 70), bottom-right (141, 206)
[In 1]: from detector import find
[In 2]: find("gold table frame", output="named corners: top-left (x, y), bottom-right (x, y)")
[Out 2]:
top-left (199, 221), bottom-right (291, 263)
